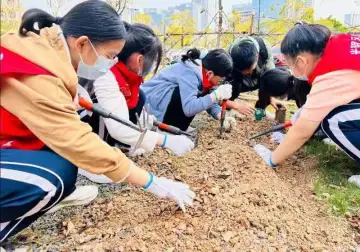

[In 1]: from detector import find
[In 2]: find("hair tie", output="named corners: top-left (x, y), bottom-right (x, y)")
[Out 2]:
top-left (295, 21), bottom-right (304, 26)
top-left (55, 17), bottom-right (63, 25)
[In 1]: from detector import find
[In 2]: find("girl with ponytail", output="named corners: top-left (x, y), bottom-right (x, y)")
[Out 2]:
top-left (142, 48), bottom-right (235, 131)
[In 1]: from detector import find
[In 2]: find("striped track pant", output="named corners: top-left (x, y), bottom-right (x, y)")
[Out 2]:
top-left (0, 149), bottom-right (77, 242)
top-left (321, 102), bottom-right (360, 163)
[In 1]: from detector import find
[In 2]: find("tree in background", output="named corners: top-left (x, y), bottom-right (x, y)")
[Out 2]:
top-left (47, 0), bottom-right (65, 16)
top-left (1, 0), bottom-right (23, 35)
top-left (134, 13), bottom-right (152, 26)
top-left (261, 0), bottom-right (314, 45)
top-left (167, 10), bottom-right (197, 49)
top-left (315, 16), bottom-right (350, 33)
top-left (106, 0), bottom-right (131, 15)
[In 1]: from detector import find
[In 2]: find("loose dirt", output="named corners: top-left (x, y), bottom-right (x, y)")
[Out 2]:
top-left (8, 114), bottom-right (359, 252)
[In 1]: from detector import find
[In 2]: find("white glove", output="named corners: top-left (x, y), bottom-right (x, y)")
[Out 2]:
top-left (164, 135), bottom-right (195, 156)
top-left (212, 84), bottom-right (232, 101)
top-left (253, 144), bottom-right (276, 168)
top-left (291, 108), bottom-right (303, 124)
top-left (223, 116), bottom-right (237, 132)
top-left (139, 108), bottom-right (156, 130)
top-left (145, 174), bottom-right (196, 212)
top-left (127, 147), bottom-right (147, 157)
top-left (271, 132), bottom-right (285, 144)
top-left (74, 84), bottom-right (93, 116)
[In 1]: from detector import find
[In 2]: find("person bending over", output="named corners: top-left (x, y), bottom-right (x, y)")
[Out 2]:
top-left (142, 48), bottom-right (235, 132)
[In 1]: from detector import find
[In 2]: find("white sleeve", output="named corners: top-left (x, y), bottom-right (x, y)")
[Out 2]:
top-left (93, 71), bottom-right (159, 152)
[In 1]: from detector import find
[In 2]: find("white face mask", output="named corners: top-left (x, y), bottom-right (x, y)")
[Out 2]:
top-left (77, 40), bottom-right (116, 80)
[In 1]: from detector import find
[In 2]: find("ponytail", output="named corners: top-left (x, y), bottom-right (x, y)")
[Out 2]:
top-left (19, 1), bottom-right (127, 42)
top-left (181, 48), bottom-right (201, 66)
top-left (19, 9), bottom-right (59, 36)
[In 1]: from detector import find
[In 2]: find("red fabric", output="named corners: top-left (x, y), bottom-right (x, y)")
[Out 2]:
top-left (201, 67), bottom-right (213, 94)
top-left (110, 61), bottom-right (144, 109)
top-left (308, 34), bottom-right (360, 85)
top-left (0, 46), bottom-right (54, 150)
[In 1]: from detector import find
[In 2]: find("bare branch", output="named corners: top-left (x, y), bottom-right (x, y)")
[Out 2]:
top-left (47, 0), bottom-right (64, 16)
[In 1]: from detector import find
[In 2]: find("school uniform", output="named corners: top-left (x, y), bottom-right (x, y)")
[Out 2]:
top-left (0, 26), bottom-right (132, 240)
top-left (141, 60), bottom-right (221, 131)
top-left (302, 34), bottom-right (360, 163)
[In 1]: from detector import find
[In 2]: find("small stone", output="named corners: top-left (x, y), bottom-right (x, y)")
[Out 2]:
top-left (210, 187), bottom-right (220, 195)
top-left (177, 222), bottom-right (187, 231)
top-left (321, 193), bottom-right (330, 199)
top-left (222, 231), bottom-right (234, 242)
top-left (186, 226), bottom-right (194, 235)
top-left (345, 212), bottom-right (352, 218)
top-left (257, 231), bottom-right (267, 239)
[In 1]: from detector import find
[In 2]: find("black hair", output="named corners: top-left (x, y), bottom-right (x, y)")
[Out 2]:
top-left (256, 67), bottom-right (310, 109)
top-left (281, 22), bottom-right (331, 59)
top-left (181, 48), bottom-right (201, 66)
top-left (203, 49), bottom-right (233, 77)
top-left (19, 1), bottom-right (127, 42)
top-left (181, 48), bottom-right (233, 77)
top-left (229, 41), bottom-right (258, 71)
top-left (118, 22), bottom-right (162, 75)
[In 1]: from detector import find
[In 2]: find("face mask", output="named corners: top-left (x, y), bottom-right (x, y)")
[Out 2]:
top-left (77, 40), bottom-right (116, 80)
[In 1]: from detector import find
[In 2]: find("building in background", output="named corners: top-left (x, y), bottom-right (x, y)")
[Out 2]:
top-left (252, 0), bottom-right (286, 20)
top-left (232, 3), bottom-right (255, 22)
top-left (344, 12), bottom-right (360, 27)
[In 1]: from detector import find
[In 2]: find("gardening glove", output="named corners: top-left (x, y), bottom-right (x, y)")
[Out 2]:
top-left (223, 116), bottom-right (237, 132)
top-left (144, 173), bottom-right (196, 212)
top-left (127, 147), bottom-right (147, 157)
top-left (271, 131), bottom-right (285, 144)
top-left (291, 108), bottom-right (303, 124)
top-left (212, 84), bottom-right (232, 101)
top-left (139, 107), bottom-right (157, 130)
top-left (253, 144), bottom-right (276, 168)
top-left (163, 135), bottom-right (195, 156)
top-left (75, 84), bottom-right (93, 116)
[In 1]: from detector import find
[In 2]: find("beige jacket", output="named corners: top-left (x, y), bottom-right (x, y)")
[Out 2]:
top-left (0, 26), bottom-right (131, 182)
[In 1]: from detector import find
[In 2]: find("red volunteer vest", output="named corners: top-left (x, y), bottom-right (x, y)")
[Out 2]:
top-left (308, 34), bottom-right (360, 85)
top-left (0, 46), bottom-right (54, 150)
top-left (110, 62), bottom-right (144, 110)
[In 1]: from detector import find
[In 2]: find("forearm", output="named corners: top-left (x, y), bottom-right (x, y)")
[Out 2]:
top-left (125, 162), bottom-right (151, 187)
top-left (271, 118), bottom-right (319, 164)
top-left (271, 127), bottom-right (311, 164)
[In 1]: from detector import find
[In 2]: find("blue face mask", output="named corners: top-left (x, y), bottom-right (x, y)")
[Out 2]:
top-left (77, 40), bottom-right (116, 80)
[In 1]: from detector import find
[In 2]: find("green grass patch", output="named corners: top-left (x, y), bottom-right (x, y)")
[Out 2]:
top-left (305, 140), bottom-right (360, 215)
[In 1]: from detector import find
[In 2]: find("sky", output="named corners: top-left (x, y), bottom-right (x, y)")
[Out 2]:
top-left (21, 0), bottom-right (360, 23)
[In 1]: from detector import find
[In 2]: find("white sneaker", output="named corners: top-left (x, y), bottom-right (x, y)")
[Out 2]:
top-left (46, 185), bottom-right (98, 214)
top-left (348, 175), bottom-right (360, 188)
top-left (78, 169), bottom-right (113, 184)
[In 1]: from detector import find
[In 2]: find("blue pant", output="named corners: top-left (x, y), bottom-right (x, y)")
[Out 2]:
top-left (321, 102), bottom-right (360, 163)
top-left (0, 149), bottom-right (77, 242)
